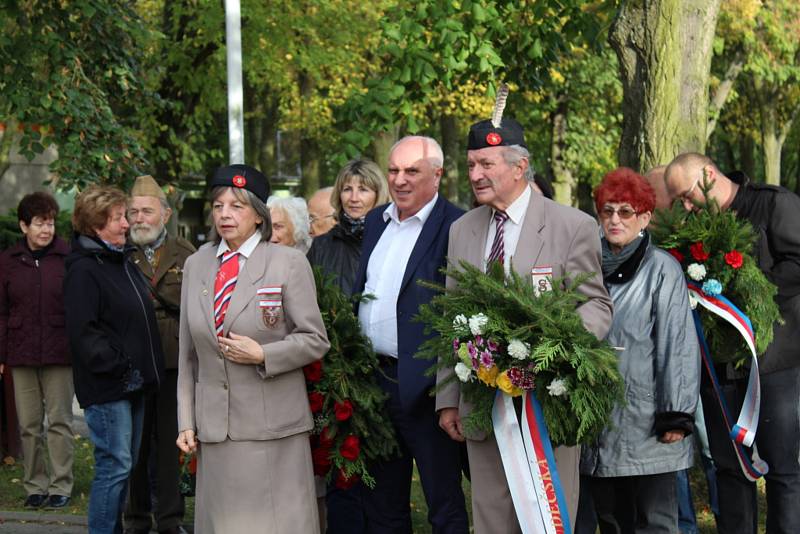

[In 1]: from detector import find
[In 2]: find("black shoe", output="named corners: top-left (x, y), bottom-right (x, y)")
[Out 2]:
top-left (45, 494), bottom-right (71, 508)
top-left (159, 527), bottom-right (189, 534)
top-left (24, 494), bottom-right (48, 507)
top-left (124, 529), bottom-right (151, 534)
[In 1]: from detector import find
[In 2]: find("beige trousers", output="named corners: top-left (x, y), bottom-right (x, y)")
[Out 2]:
top-left (467, 434), bottom-right (580, 534)
top-left (11, 365), bottom-right (74, 497)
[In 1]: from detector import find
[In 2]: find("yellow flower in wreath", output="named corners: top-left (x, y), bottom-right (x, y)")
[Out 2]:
top-left (496, 370), bottom-right (524, 397)
top-left (476, 364), bottom-right (500, 387)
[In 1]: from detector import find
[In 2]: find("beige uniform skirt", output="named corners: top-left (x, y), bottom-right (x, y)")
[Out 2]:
top-left (194, 432), bottom-right (320, 534)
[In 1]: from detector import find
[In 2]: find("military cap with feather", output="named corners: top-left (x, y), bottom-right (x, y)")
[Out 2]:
top-left (467, 84), bottom-right (527, 150)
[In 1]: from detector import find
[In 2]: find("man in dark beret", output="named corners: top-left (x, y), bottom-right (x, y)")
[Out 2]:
top-left (436, 113), bottom-right (613, 534)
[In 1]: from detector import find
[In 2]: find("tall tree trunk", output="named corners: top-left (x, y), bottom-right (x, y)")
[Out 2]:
top-left (0, 119), bottom-right (17, 181)
top-left (440, 114), bottom-right (460, 203)
top-left (371, 128), bottom-right (399, 175)
top-left (757, 84), bottom-right (799, 186)
top-left (298, 73), bottom-right (319, 197)
top-left (549, 92), bottom-right (575, 206)
top-left (739, 135), bottom-right (756, 180)
top-left (609, 0), bottom-right (721, 171)
top-left (707, 51), bottom-right (746, 141)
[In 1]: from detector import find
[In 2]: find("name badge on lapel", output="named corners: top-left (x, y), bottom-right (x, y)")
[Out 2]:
top-left (531, 266), bottom-right (553, 296)
top-left (257, 286), bottom-right (283, 328)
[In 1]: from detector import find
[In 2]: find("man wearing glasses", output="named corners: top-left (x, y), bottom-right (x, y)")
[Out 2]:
top-left (307, 187), bottom-right (337, 238)
top-left (665, 152), bottom-right (800, 534)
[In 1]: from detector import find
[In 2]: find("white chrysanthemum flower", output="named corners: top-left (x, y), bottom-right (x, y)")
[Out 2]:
top-left (507, 339), bottom-right (530, 360)
top-left (546, 378), bottom-right (568, 397)
top-left (687, 263), bottom-right (707, 281)
top-left (452, 314), bottom-right (469, 333)
top-left (454, 362), bottom-right (473, 382)
top-left (468, 313), bottom-right (489, 336)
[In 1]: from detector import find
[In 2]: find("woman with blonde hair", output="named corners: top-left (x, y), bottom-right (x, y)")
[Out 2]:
top-left (306, 159), bottom-right (389, 295)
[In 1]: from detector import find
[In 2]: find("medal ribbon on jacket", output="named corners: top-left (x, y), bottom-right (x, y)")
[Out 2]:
top-left (214, 251), bottom-right (239, 335)
top-left (688, 281), bottom-right (769, 481)
top-left (492, 390), bottom-right (572, 534)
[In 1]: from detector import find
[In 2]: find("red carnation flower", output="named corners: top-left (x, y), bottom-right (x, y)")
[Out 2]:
top-left (340, 435), bottom-right (361, 461)
top-left (308, 392), bottom-right (325, 413)
top-left (666, 249), bottom-right (685, 263)
top-left (335, 468), bottom-right (360, 490)
top-left (689, 242), bottom-right (710, 262)
top-left (319, 426), bottom-right (335, 449)
top-left (303, 360), bottom-right (323, 383)
top-left (312, 446), bottom-right (332, 476)
top-left (724, 250), bottom-right (744, 269)
top-left (334, 400), bottom-right (354, 422)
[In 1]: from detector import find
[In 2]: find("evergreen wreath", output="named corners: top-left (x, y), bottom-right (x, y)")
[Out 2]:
top-left (416, 261), bottom-right (624, 446)
top-left (650, 188), bottom-right (782, 364)
top-left (303, 268), bottom-right (398, 489)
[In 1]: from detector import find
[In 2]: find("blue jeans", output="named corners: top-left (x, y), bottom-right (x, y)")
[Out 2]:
top-left (85, 396), bottom-right (145, 534)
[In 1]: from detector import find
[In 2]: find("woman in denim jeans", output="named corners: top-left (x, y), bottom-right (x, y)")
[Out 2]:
top-left (64, 185), bottom-right (164, 534)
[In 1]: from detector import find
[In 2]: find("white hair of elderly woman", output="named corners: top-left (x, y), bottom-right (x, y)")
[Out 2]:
top-left (267, 195), bottom-right (313, 253)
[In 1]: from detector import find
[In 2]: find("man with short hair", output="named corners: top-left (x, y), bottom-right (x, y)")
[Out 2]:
top-left (437, 117), bottom-right (613, 533)
top-left (308, 186), bottom-right (336, 237)
top-left (352, 136), bottom-right (468, 534)
top-left (665, 153), bottom-right (800, 534)
top-left (124, 175), bottom-right (194, 534)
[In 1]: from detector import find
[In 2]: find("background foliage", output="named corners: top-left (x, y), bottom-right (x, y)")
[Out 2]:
top-left (0, 0), bottom-right (797, 209)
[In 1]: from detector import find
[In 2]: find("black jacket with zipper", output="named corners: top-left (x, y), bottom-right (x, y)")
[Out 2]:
top-left (64, 234), bottom-right (164, 408)
top-left (730, 177), bottom-right (800, 373)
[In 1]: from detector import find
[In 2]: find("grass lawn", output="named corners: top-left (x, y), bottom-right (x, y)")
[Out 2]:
top-left (2, 441), bottom-right (766, 533)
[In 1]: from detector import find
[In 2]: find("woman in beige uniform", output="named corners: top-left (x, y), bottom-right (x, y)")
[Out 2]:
top-left (176, 164), bottom-right (329, 533)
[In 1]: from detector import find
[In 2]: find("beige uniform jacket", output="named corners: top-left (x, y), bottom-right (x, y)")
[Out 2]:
top-left (435, 187), bottom-right (613, 532)
top-left (177, 240), bottom-right (329, 443)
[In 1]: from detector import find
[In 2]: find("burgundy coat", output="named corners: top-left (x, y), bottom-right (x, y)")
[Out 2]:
top-left (0, 237), bottom-right (71, 367)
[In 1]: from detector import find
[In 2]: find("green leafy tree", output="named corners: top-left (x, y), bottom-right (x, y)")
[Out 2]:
top-left (0, 1), bottom-right (154, 189)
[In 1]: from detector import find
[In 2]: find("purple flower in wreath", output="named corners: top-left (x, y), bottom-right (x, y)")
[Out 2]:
top-left (475, 335), bottom-right (484, 347)
top-left (467, 341), bottom-right (477, 358)
top-left (507, 367), bottom-right (536, 390)
top-left (479, 350), bottom-right (494, 368)
top-left (702, 278), bottom-right (723, 296)
top-left (487, 339), bottom-right (499, 352)
top-left (452, 339), bottom-right (460, 351)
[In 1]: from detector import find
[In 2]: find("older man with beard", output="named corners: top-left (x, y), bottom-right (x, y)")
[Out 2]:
top-left (124, 175), bottom-right (195, 534)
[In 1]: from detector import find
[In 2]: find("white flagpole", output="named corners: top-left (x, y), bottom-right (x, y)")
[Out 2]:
top-left (225, 0), bottom-right (245, 164)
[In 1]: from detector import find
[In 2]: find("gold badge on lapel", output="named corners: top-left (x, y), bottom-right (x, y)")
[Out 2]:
top-left (531, 266), bottom-right (553, 296)
top-left (257, 286), bottom-right (283, 328)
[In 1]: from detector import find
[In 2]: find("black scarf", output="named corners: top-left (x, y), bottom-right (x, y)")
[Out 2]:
top-left (339, 211), bottom-right (366, 241)
top-left (602, 232), bottom-right (649, 284)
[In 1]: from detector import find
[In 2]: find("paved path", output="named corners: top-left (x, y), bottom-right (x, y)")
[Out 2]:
top-left (0, 510), bottom-right (86, 533)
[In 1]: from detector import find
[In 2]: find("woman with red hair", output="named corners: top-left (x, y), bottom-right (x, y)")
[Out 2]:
top-left (579, 167), bottom-right (700, 533)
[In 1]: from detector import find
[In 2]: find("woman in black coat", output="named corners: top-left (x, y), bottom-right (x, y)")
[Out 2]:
top-left (306, 159), bottom-right (390, 295)
top-left (63, 185), bottom-right (164, 534)
top-left (305, 159), bottom-right (389, 532)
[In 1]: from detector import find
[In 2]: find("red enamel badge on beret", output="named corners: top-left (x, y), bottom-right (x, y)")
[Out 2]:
top-left (232, 175), bottom-right (247, 187)
top-left (486, 132), bottom-right (502, 146)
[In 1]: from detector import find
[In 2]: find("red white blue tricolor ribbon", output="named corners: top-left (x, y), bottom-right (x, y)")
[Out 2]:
top-left (492, 390), bottom-right (571, 534)
top-left (687, 281), bottom-right (769, 481)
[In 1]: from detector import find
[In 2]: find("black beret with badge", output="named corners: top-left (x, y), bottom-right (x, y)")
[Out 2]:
top-left (208, 164), bottom-right (270, 202)
top-left (467, 84), bottom-right (528, 150)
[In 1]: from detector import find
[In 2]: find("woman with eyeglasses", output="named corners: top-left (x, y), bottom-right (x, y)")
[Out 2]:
top-left (579, 167), bottom-right (700, 533)
top-left (0, 192), bottom-right (74, 510)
